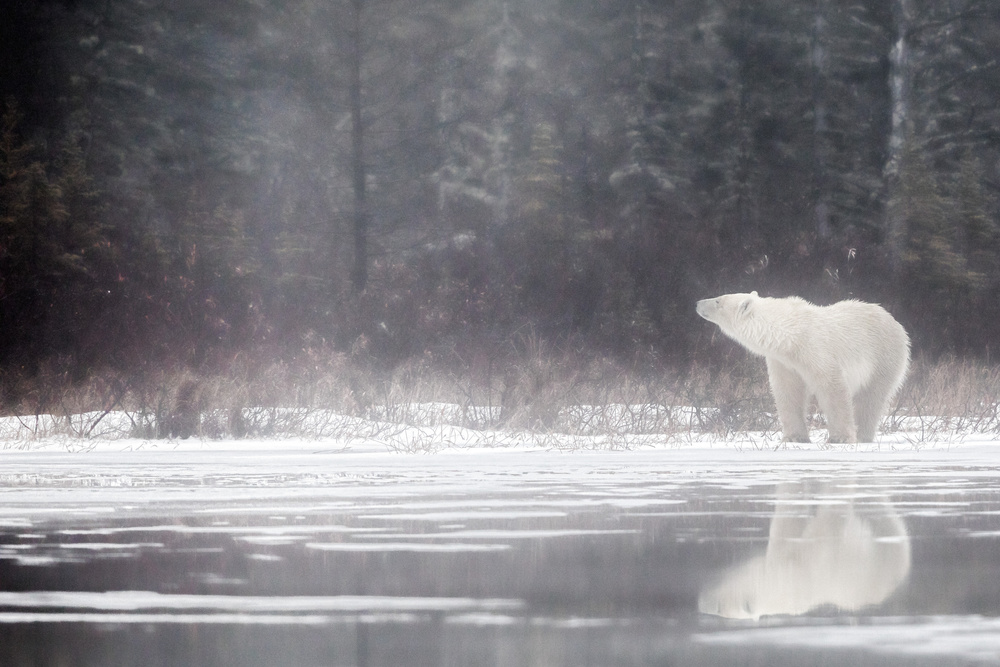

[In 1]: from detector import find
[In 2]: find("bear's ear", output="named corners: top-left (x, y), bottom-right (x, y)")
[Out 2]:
top-left (750, 291), bottom-right (758, 297)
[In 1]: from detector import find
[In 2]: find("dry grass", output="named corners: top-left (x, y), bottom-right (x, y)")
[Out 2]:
top-left (887, 357), bottom-right (1000, 443)
top-left (1, 349), bottom-right (998, 447)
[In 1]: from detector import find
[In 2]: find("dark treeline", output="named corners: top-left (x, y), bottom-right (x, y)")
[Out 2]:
top-left (2, 0), bottom-right (1000, 401)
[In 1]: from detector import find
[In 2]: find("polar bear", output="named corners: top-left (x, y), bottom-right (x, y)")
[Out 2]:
top-left (696, 292), bottom-right (909, 443)
top-left (698, 480), bottom-right (911, 620)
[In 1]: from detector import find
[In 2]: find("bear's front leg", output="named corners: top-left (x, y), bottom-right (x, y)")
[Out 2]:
top-left (814, 372), bottom-right (857, 444)
top-left (766, 358), bottom-right (810, 443)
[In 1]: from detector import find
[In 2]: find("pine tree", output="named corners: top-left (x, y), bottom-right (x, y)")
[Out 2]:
top-left (434, 1), bottom-right (535, 235)
top-left (954, 151), bottom-right (1000, 351)
top-left (0, 100), bottom-right (115, 373)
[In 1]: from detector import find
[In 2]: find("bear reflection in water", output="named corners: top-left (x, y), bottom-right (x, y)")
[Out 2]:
top-left (699, 481), bottom-right (911, 620)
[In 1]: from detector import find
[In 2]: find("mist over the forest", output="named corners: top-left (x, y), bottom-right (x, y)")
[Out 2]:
top-left (2, 0), bottom-right (1000, 398)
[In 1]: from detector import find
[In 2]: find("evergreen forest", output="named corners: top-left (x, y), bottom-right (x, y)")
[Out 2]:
top-left (3, 0), bottom-right (1000, 410)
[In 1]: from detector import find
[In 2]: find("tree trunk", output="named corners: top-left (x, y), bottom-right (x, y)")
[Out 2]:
top-left (349, 0), bottom-right (369, 292)
top-left (884, 0), bottom-right (914, 274)
top-left (811, 0), bottom-right (831, 242)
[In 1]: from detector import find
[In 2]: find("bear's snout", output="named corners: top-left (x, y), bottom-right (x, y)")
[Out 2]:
top-left (696, 299), bottom-right (717, 321)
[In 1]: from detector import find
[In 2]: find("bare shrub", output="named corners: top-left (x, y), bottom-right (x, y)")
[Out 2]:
top-left (890, 357), bottom-right (1000, 443)
top-left (495, 335), bottom-right (581, 430)
top-left (3, 340), bottom-right (1000, 449)
top-left (678, 359), bottom-right (779, 437)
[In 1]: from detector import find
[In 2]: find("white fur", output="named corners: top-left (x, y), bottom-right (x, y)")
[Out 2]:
top-left (696, 292), bottom-right (910, 443)
top-left (698, 481), bottom-right (911, 620)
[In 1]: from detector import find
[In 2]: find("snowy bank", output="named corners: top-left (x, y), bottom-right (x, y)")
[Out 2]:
top-left (0, 402), bottom-right (992, 454)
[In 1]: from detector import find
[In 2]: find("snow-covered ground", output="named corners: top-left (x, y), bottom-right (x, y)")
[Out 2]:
top-left (0, 402), bottom-right (992, 453)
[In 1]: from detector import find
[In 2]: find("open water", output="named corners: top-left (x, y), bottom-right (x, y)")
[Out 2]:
top-left (0, 447), bottom-right (998, 666)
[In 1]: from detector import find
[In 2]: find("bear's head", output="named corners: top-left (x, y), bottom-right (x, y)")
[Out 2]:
top-left (696, 291), bottom-right (758, 341)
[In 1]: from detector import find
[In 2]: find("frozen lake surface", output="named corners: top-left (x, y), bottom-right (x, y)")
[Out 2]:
top-left (1, 443), bottom-right (999, 666)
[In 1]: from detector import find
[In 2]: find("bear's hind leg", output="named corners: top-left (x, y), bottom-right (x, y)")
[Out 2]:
top-left (814, 373), bottom-right (857, 444)
top-left (766, 358), bottom-right (810, 443)
top-left (853, 387), bottom-right (887, 443)
top-left (854, 372), bottom-right (901, 443)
